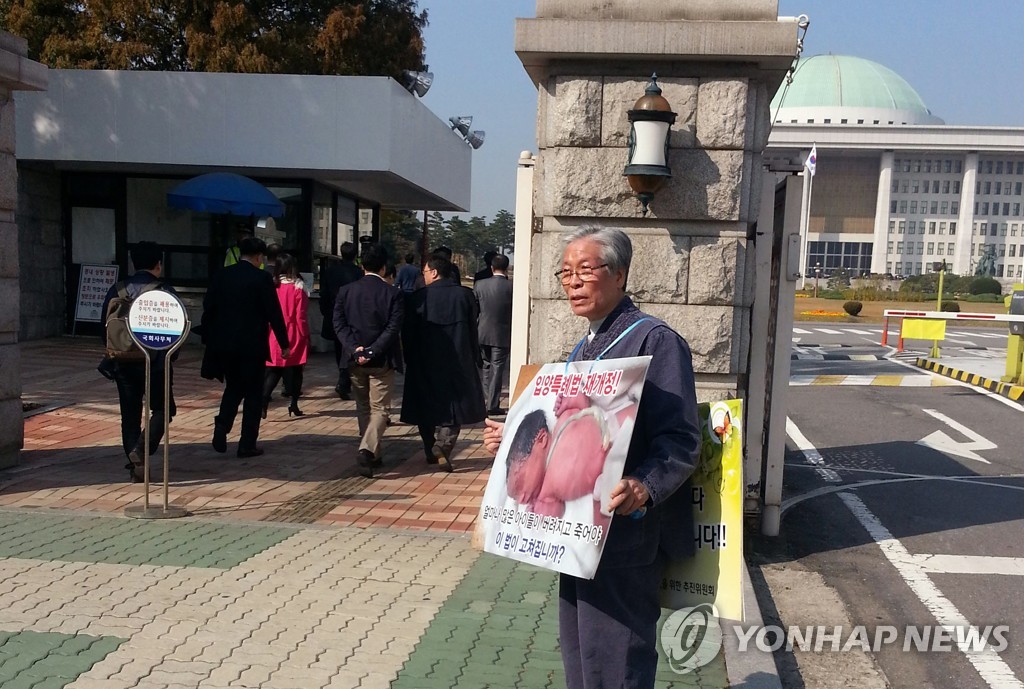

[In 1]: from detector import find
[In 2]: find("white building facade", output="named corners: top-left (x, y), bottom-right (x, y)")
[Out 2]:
top-left (765, 55), bottom-right (1024, 284)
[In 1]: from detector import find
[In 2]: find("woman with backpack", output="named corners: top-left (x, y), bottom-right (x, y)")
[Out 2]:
top-left (262, 253), bottom-right (310, 418)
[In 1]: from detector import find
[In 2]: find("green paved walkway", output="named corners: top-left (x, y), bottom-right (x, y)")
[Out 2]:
top-left (0, 512), bottom-right (294, 568)
top-left (395, 554), bottom-right (728, 689)
top-left (0, 631), bottom-right (125, 689)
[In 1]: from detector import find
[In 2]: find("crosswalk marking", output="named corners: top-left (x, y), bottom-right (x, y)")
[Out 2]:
top-left (793, 328), bottom-right (812, 334)
top-left (790, 374), bottom-right (955, 387)
top-left (815, 328), bottom-right (842, 334)
top-left (843, 329), bottom-right (876, 335)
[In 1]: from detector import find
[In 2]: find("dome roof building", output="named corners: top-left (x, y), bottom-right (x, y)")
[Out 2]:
top-left (771, 54), bottom-right (943, 126)
top-left (765, 55), bottom-right (1024, 284)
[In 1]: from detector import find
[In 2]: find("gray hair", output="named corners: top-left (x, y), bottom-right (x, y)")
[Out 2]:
top-left (563, 225), bottom-right (632, 288)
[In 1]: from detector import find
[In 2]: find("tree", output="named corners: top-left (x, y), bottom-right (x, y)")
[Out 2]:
top-left (379, 209), bottom-right (422, 262)
top-left (488, 209), bottom-right (515, 255)
top-left (1, 0), bottom-right (428, 76)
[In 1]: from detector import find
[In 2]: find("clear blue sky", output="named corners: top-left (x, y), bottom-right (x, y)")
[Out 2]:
top-left (419, 0), bottom-right (1024, 222)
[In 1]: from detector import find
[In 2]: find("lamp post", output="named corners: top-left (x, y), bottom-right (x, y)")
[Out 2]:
top-left (814, 262), bottom-right (822, 298)
top-left (623, 74), bottom-right (676, 217)
top-left (931, 259), bottom-right (947, 358)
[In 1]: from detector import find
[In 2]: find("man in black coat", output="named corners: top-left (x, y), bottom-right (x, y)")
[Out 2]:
top-left (400, 256), bottom-right (485, 471)
top-left (319, 241), bottom-right (363, 399)
top-left (100, 240), bottom-right (178, 483)
top-left (333, 243), bottom-right (404, 477)
top-left (474, 253), bottom-right (513, 415)
top-left (202, 236), bottom-right (289, 458)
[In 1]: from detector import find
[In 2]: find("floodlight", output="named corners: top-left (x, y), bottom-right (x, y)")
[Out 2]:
top-left (401, 70), bottom-right (433, 97)
top-left (449, 116), bottom-right (473, 137)
top-left (466, 130), bottom-right (486, 150)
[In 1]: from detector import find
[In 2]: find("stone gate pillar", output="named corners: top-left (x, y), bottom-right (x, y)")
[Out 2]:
top-left (515, 1), bottom-right (797, 403)
top-left (0, 32), bottom-right (47, 467)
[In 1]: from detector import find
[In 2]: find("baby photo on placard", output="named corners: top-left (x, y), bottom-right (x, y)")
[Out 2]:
top-left (478, 356), bottom-right (651, 579)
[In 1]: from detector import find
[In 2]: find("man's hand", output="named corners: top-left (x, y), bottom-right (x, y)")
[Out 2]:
top-left (354, 345), bottom-right (370, 366)
top-left (482, 418), bottom-right (505, 456)
top-left (606, 477), bottom-right (650, 516)
top-left (280, 347), bottom-right (291, 361)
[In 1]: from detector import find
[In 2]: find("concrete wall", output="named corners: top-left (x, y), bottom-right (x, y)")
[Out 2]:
top-left (17, 166), bottom-right (64, 340)
top-left (0, 30), bottom-right (47, 468)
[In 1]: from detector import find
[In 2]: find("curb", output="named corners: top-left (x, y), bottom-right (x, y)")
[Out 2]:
top-left (915, 357), bottom-right (1024, 403)
top-left (721, 564), bottom-right (783, 689)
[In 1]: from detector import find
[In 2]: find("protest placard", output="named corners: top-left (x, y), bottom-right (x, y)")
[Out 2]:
top-left (478, 356), bottom-right (651, 579)
top-left (660, 399), bottom-right (745, 621)
top-left (75, 265), bottom-right (119, 323)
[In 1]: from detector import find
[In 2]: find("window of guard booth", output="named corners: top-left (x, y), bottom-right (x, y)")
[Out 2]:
top-left (127, 178), bottom-right (303, 287)
top-left (357, 205), bottom-right (375, 244)
top-left (315, 194), bottom-right (358, 294)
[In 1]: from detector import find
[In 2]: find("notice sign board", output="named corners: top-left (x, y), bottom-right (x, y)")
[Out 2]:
top-left (128, 291), bottom-right (188, 350)
top-left (660, 399), bottom-right (745, 622)
top-left (478, 356), bottom-right (652, 579)
top-left (75, 265), bottom-right (119, 323)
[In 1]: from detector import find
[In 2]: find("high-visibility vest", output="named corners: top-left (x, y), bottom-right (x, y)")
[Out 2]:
top-left (224, 246), bottom-right (241, 267)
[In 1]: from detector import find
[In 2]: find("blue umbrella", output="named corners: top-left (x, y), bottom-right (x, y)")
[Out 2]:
top-left (167, 172), bottom-right (285, 217)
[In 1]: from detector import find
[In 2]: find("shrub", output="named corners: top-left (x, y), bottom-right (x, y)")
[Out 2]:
top-left (816, 289), bottom-right (846, 300)
top-left (961, 293), bottom-right (1003, 303)
top-left (970, 276), bottom-right (1002, 296)
top-left (843, 300), bottom-right (863, 316)
top-left (940, 301), bottom-right (960, 312)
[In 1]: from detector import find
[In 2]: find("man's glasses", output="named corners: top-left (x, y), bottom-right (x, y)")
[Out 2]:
top-left (554, 264), bottom-right (609, 284)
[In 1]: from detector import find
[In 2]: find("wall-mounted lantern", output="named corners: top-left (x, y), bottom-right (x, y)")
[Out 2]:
top-left (623, 74), bottom-right (676, 216)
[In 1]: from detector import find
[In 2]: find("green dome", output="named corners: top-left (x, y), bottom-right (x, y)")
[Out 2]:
top-left (770, 55), bottom-right (943, 125)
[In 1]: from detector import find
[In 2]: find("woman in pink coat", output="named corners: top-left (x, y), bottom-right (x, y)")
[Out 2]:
top-left (263, 253), bottom-right (310, 417)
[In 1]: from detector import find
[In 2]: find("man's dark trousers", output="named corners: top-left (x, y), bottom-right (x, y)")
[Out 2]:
top-left (480, 344), bottom-right (509, 412)
top-left (215, 353), bottom-right (265, 451)
top-left (113, 362), bottom-right (174, 457)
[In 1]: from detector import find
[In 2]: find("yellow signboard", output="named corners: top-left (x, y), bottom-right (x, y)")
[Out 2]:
top-left (902, 318), bottom-right (946, 340)
top-left (660, 399), bottom-right (744, 622)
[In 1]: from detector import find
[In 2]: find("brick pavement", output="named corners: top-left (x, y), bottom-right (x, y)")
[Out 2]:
top-left (4, 337), bottom-right (730, 688)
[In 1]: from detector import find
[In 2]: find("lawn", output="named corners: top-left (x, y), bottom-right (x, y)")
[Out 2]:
top-left (793, 296), bottom-right (1007, 324)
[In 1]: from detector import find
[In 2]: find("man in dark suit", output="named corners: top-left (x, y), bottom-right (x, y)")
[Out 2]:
top-left (400, 256), bottom-right (486, 472)
top-left (474, 253), bottom-right (513, 416)
top-left (333, 243), bottom-right (404, 477)
top-left (319, 241), bottom-right (363, 399)
top-left (202, 236), bottom-right (289, 458)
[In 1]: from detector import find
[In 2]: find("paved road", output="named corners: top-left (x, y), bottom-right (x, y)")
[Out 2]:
top-left (772, 324), bottom-right (1024, 688)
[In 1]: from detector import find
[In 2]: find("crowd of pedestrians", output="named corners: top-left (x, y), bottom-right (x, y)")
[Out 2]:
top-left (101, 238), bottom-right (515, 478)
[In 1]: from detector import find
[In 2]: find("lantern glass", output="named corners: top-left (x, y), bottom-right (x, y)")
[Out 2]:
top-left (629, 121), bottom-right (670, 167)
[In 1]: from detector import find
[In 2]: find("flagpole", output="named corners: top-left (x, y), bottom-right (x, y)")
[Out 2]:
top-left (798, 145), bottom-right (817, 291)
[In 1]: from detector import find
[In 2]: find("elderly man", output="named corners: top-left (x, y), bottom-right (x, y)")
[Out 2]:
top-left (482, 225), bottom-right (700, 689)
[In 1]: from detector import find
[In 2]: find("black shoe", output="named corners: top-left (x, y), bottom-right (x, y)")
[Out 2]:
top-left (237, 447), bottom-right (264, 458)
top-left (357, 449), bottom-right (375, 477)
top-left (288, 403), bottom-right (304, 417)
top-left (335, 387), bottom-right (351, 401)
top-left (125, 460), bottom-right (144, 484)
top-left (212, 426), bottom-right (228, 454)
top-left (487, 408), bottom-right (506, 416)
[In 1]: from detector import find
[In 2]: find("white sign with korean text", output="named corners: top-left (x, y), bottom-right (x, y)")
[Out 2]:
top-left (127, 291), bottom-right (188, 351)
top-left (75, 265), bottom-right (119, 323)
top-left (478, 356), bottom-right (651, 579)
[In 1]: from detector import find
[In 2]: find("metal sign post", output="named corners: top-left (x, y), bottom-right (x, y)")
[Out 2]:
top-left (124, 290), bottom-right (191, 519)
